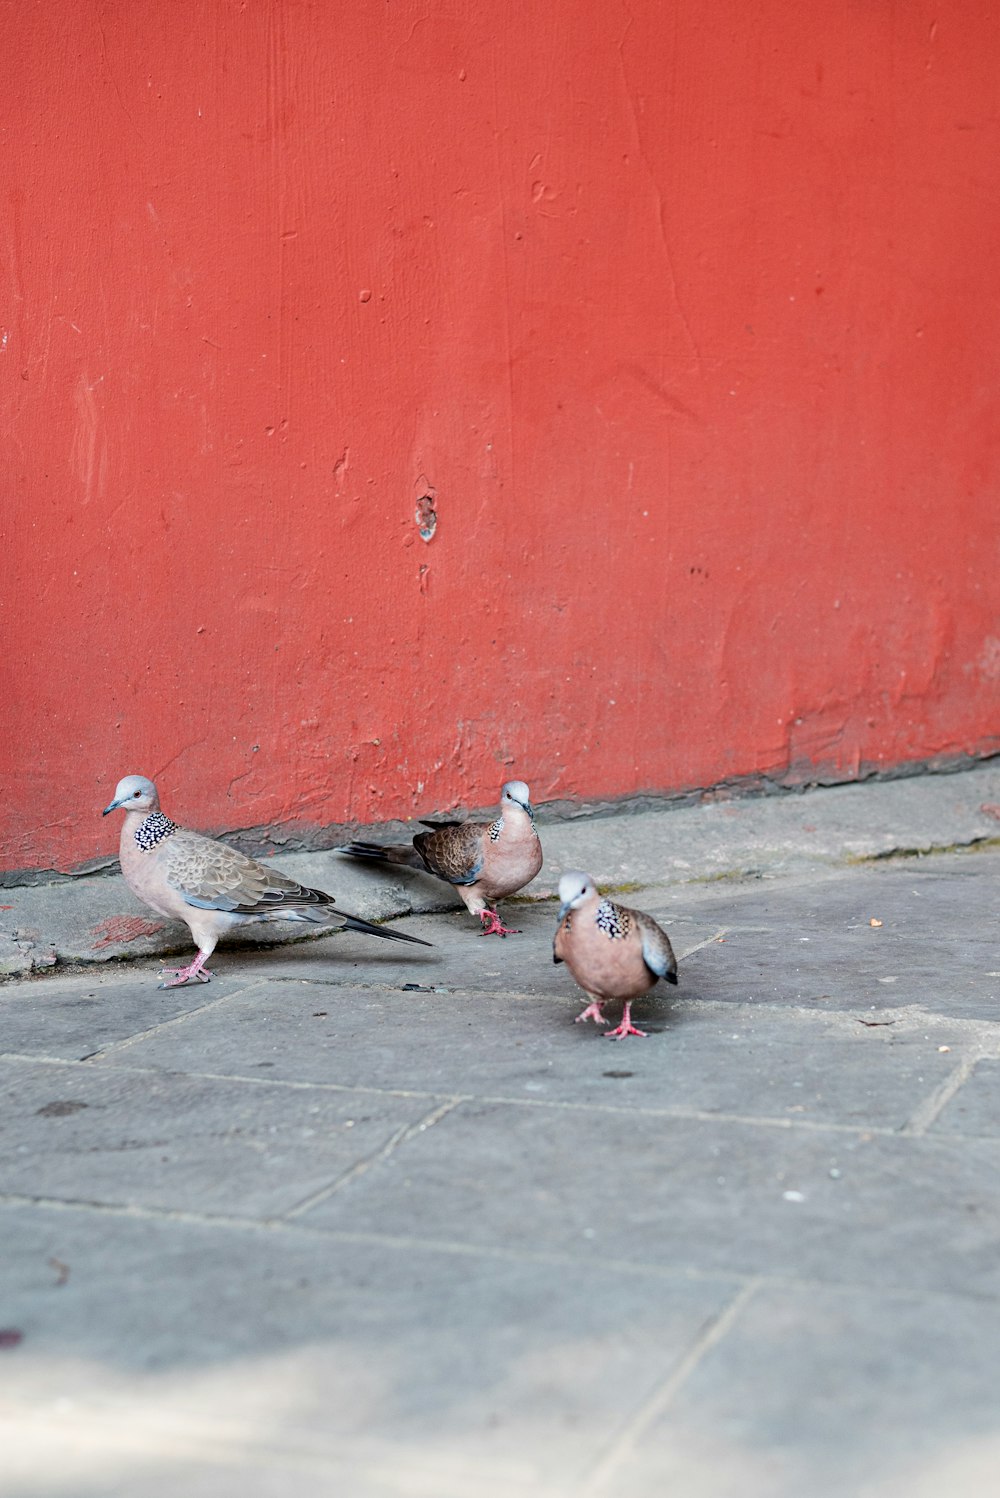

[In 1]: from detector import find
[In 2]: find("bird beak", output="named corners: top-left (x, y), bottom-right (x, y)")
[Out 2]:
top-left (558, 900), bottom-right (572, 922)
top-left (102, 798), bottom-right (122, 816)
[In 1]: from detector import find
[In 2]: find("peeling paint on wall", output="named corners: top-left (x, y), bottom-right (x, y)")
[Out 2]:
top-left (415, 484), bottom-right (438, 543)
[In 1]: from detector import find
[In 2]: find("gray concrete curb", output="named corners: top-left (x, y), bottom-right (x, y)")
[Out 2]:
top-left (3, 762), bottom-right (998, 979)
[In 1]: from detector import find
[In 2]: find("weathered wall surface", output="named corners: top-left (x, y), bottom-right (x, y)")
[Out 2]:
top-left (3, 0), bottom-right (999, 873)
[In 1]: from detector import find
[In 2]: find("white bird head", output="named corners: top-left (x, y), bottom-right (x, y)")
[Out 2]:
top-left (501, 780), bottom-right (534, 817)
top-left (103, 775), bottom-right (161, 817)
top-left (558, 870), bottom-right (598, 920)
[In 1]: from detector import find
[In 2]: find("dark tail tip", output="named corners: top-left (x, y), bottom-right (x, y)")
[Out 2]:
top-left (336, 842), bottom-right (390, 861)
top-left (342, 913), bottom-right (432, 947)
top-left (385, 928), bottom-right (433, 948)
top-left (666, 971), bottom-right (679, 985)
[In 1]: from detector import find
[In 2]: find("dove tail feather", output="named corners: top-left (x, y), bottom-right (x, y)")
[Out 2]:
top-left (665, 971), bottom-right (679, 985)
top-left (337, 841), bottom-right (425, 870)
top-left (339, 912), bottom-right (432, 947)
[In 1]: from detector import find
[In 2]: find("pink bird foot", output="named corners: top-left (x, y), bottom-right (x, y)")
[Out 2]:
top-left (574, 1001), bottom-right (609, 1026)
top-left (158, 953), bottom-right (213, 989)
top-left (479, 909), bottom-right (521, 937)
top-left (604, 1002), bottom-right (647, 1040)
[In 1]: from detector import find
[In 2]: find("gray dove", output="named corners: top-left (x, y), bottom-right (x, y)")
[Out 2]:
top-left (337, 780), bottom-right (542, 936)
top-left (103, 774), bottom-right (431, 987)
top-left (553, 871), bottom-right (677, 1038)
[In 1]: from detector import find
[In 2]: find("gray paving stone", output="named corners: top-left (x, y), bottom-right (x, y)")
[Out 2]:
top-left (634, 1006), bottom-right (964, 1130)
top-left (605, 1281), bottom-right (1000, 1498)
top-left (0, 1060), bottom-right (432, 1218)
top-left (930, 1058), bottom-right (1000, 1138)
top-left (534, 764), bottom-right (1000, 889)
top-left (1, 823), bottom-right (998, 1495)
top-left (92, 978), bottom-right (965, 1134)
top-left (0, 1203), bottom-right (734, 1498)
top-left (676, 853), bottom-right (1000, 1020)
top-left (301, 1101), bottom-right (1000, 1298)
top-left (0, 969), bottom-right (256, 1061)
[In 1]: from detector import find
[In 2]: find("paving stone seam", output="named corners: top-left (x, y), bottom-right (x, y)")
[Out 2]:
top-left (54, 972), bottom-right (1000, 1045)
top-left (24, 991), bottom-right (1000, 1057)
top-left (575, 1277), bottom-right (763, 1497)
top-left (0, 1050), bottom-right (458, 1101)
top-left (676, 929), bottom-right (730, 960)
top-left (121, 975), bottom-right (691, 1004)
top-left (281, 1097), bottom-right (468, 1220)
top-left (11, 991), bottom-right (1000, 1057)
top-left (3, 1051), bottom-right (1000, 1142)
top-left (899, 1053), bottom-right (984, 1136)
top-left (0, 1189), bottom-right (749, 1280)
top-left (0, 1197), bottom-right (961, 1319)
top-left (448, 1094), bottom-right (990, 1138)
top-left (5, 1194), bottom-right (1000, 1311)
top-left (0, 1050), bottom-right (94, 1069)
top-left (74, 979), bottom-right (271, 1062)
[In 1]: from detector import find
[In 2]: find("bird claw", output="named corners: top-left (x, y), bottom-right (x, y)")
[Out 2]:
top-left (479, 912), bottom-right (521, 937)
top-left (158, 964), bottom-right (213, 989)
top-left (574, 1003), bottom-right (608, 1026)
top-left (604, 1021), bottom-right (648, 1040)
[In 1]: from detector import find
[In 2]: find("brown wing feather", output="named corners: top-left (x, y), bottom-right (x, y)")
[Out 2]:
top-left (413, 821), bottom-right (487, 885)
top-left (163, 830), bottom-right (334, 915)
top-left (552, 914), bottom-right (568, 964)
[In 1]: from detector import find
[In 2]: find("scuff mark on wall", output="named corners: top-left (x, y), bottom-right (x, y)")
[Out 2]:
top-left (614, 10), bottom-right (701, 366)
top-left (978, 637), bottom-right (1000, 681)
top-left (69, 371), bottom-right (108, 504)
top-left (786, 706), bottom-right (862, 784)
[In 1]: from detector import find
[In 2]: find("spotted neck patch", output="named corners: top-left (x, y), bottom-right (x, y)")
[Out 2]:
top-left (595, 899), bottom-right (630, 939)
top-left (134, 811), bottom-right (177, 852)
top-left (487, 816), bottom-right (504, 842)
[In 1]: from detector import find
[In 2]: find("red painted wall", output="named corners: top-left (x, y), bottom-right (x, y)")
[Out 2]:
top-left (3, 0), bottom-right (999, 874)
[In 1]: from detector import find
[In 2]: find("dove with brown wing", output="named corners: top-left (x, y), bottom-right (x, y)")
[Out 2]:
top-left (103, 775), bottom-right (431, 988)
top-left (337, 780), bottom-right (542, 936)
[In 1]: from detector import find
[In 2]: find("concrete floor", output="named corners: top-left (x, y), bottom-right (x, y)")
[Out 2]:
top-left (2, 783), bottom-right (1000, 1495)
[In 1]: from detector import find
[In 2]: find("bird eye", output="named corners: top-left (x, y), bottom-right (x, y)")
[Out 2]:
top-left (133, 790), bottom-right (141, 798)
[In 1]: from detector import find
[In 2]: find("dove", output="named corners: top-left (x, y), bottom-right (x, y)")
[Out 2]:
top-left (337, 780), bottom-right (542, 936)
top-left (553, 871), bottom-right (677, 1039)
top-left (102, 774), bottom-right (431, 987)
